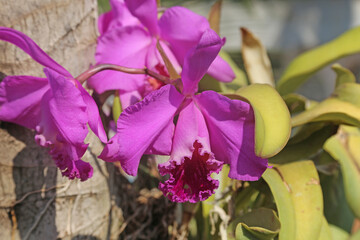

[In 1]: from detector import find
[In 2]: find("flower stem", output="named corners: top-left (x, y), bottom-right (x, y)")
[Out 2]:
top-left (76, 64), bottom-right (170, 84)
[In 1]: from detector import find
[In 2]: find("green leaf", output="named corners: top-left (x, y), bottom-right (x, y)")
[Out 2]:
top-left (350, 230), bottom-right (360, 240)
top-left (262, 161), bottom-right (323, 240)
top-left (226, 84), bottom-right (291, 158)
top-left (320, 169), bottom-right (355, 232)
top-left (277, 26), bottom-right (360, 95)
top-left (329, 225), bottom-right (350, 240)
top-left (241, 27), bottom-right (275, 86)
top-left (283, 93), bottom-right (318, 114)
top-left (333, 82), bottom-right (360, 107)
top-left (318, 216), bottom-right (333, 240)
top-left (112, 92), bottom-right (122, 123)
top-left (332, 63), bottom-right (356, 87)
top-left (235, 208), bottom-right (280, 240)
top-left (324, 125), bottom-right (360, 218)
top-left (291, 98), bottom-right (360, 127)
top-left (270, 124), bottom-right (337, 164)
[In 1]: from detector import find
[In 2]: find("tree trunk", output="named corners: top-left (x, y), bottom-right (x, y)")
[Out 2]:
top-left (0, 1), bottom-right (123, 239)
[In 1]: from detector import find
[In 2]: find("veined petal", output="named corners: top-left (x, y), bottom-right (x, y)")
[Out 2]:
top-left (207, 55), bottom-right (235, 83)
top-left (0, 75), bottom-right (49, 129)
top-left (88, 26), bottom-right (152, 93)
top-left (0, 27), bottom-right (71, 77)
top-left (36, 90), bottom-right (91, 181)
top-left (99, 84), bottom-right (184, 175)
top-left (158, 6), bottom-right (210, 64)
top-left (43, 68), bottom-right (88, 153)
top-left (195, 91), bottom-right (269, 181)
top-left (181, 29), bottom-right (223, 95)
top-left (159, 100), bottom-right (222, 202)
top-left (125, 0), bottom-right (159, 35)
top-left (78, 84), bottom-right (108, 143)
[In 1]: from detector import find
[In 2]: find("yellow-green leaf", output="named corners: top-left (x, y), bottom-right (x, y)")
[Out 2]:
top-left (227, 84), bottom-right (291, 158)
top-left (318, 217), bottom-right (333, 240)
top-left (208, 0), bottom-right (222, 35)
top-left (112, 91), bottom-right (122, 123)
top-left (291, 98), bottom-right (360, 127)
top-left (332, 82), bottom-right (360, 107)
top-left (262, 161), bottom-right (323, 240)
top-left (324, 125), bottom-right (360, 218)
top-left (283, 93), bottom-right (318, 114)
top-left (277, 26), bottom-right (360, 95)
top-left (329, 225), bottom-right (350, 240)
top-left (236, 208), bottom-right (281, 240)
top-left (241, 27), bottom-right (275, 86)
top-left (332, 63), bottom-right (356, 87)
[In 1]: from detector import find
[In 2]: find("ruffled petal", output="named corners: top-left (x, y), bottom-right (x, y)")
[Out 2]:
top-left (88, 26), bottom-right (152, 94)
top-left (125, 0), bottom-right (159, 35)
top-left (158, 6), bottom-right (210, 64)
top-left (0, 75), bottom-right (49, 129)
top-left (181, 29), bottom-right (223, 95)
top-left (99, 84), bottom-right (184, 175)
top-left (195, 91), bottom-right (269, 181)
top-left (78, 84), bottom-right (108, 143)
top-left (158, 100), bottom-right (222, 202)
top-left (207, 55), bottom-right (235, 83)
top-left (0, 27), bottom-right (71, 77)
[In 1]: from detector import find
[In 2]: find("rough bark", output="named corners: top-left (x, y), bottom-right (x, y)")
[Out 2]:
top-left (0, 1), bottom-right (123, 239)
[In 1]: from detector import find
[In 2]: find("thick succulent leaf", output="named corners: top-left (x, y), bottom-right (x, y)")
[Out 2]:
top-left (332, 63), bottom-right (356, 87)
top-left (226, 84), bottom-right (291, 158)
top-left (208, 0), bottom-right (222, 35)
top-left (270, 124), bottom-right (337, 164)
top-left (321, 168), bottom-right (355, 232)
top-left (283, 93), bottom-right (318, 114)
top-left (198, 51), bottom-right (247, 93)
top-left (235, 208), bottom-right (281, 240)
top-left (329, 225), bottom-right (350, 240)
top-left (291, 98), bottom-right (360, 127)
top-left (241, 28), bottom-right (275, 86)
top-left (262, 161), bottom-right (323, 240)
top-left (277, 26), bottom-right (360, 95)
top-left (324, 125), bottom-right (360, 218)
top-left (349, 230), bottom-right (360, 240)
top-left (318, 216), bottom-right (333, 240)
top-left (112, 91), bottom-right (122, 123)
top-left (332, 82), bottom-right (360, 107)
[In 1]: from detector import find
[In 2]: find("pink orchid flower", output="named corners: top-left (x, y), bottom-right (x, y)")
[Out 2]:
top-left (100, 29), bottom-right (269, 202)
top-left (0, 27), bottom-right (107, 181)
top-left (87, 0), bottom-right (235, 108)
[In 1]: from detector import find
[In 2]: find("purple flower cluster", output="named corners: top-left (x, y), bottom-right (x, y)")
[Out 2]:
top-left (0, 0), bottom-right (269, 202)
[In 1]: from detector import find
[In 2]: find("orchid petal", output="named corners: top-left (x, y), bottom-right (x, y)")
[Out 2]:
top-left (0, 75), bottom-right (49, 129)
top-left (145, 41), bottom-right (181, 74)
top-left (88, 26), bottom-right (152, 94)
top-left (158, 100), bottom-right (222, 202)
top-left (125, 0), bottom-right (159, 35)
top-left (99, 84), bottom-right (184, 175)
top-left (195, 91), bottom-right (269, 181)
top-left (0, 27), bottom-right (71, 77)
top-left (158, 6), bottom-right (210, 64)
top-left (42, 68), bottom-right (88, 153)
top-left (98, 0), bottom-right (139, 35)
top-left (77, 84), bottom-right (108, 143)
top-left (207, 55), bottom-right (236, 83)
top-left (181, 29), bottom-right (223, 95)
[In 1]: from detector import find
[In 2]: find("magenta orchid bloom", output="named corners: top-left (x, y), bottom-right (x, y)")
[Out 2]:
top-left (100, 29), bottom-right (269, 202)
top-left (0, 27), bottom-right (107, 181)
top-left (87, 0), bottom-right (235, 108)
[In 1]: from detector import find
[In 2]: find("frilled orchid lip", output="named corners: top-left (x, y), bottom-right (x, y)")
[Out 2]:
top-left (158, 140), bottom-right (223, 203)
